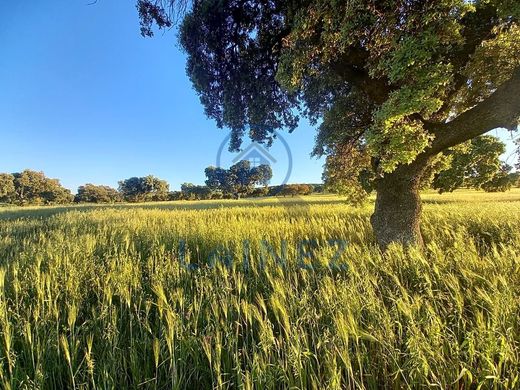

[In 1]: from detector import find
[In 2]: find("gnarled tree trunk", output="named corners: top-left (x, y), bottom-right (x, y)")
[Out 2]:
top-left (370, 160), bottom-right (429, 249)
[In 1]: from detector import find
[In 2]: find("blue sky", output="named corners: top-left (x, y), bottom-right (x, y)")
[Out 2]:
top-left (0, 1), bottom-right (517, 192)
top-left (0, 0), bottom-right (324, 191)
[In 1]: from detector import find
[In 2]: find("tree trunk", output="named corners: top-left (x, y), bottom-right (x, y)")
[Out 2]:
top-left (370, 161), bottom-right (427, 249)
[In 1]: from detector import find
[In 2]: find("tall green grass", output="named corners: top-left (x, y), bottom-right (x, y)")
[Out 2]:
top-left (0, 191), bottom-right (519, 388)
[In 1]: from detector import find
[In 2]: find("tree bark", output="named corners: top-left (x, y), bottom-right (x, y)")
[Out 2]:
top-left (371, 67), bottom-right (520, 249)
top-left (371, 160), bottom-right (429, 249)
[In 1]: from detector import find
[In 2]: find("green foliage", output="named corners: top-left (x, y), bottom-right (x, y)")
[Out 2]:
top-left (322, 144), bottom-right (373, 205)
top-left (139, 0), bottom-right (520, 206)
top-left (433, 136), bottom-right (508, 193)
top-left (180, 183), bottom-right (215, 200)
top-left (205, 161), bottom-right (272, 198)
top-left (0, 170), bottom-right (73, 205)
top-left (481, 167), bottom-right (519, 192)
top-left (178, 1), bottom-right (299, 150)
top-left (118, 175), bottom-right (170, 202)
top-left (75, 184), bottom-right (121, 203)
top-left (460, 23), bottom-right (520, 111)
top-left (0, 174), bottom-right (15, 203)
top-left (269, 184), bottom-right (314, 197)
top-left (250, 186), bottom-right (269, 197)
top-left (0, 192), bottom-right (519, 388)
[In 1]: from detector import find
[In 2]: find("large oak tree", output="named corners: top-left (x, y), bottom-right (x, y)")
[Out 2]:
top-left (138, 0), bottom-right (520, 247)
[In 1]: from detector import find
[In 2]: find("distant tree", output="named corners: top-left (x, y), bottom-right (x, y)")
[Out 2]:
top-left (118, 177), bottom-right (142, 202)
top-left (204, 167), bottom-right (227, 190)
top-left (118, 175), bottom-right (170, 202)
top-left (210, 191), bottom-right (224, 199)
top-left (250, 186), bottom-right (269, 197)
top-left (180, 183), bottom-right (195, 200)
top-left (433, 136), bottom-right (507, 193)
top-left (75, 184), bottom-right (121, 203)
top-left (227, 161), bottom-right (253, 198)
top-left (143, 175), bottom-right (170, 201)
top-left (0, 173), bottom-right (15, 203)
top-left (313, 184), bottom-right (324, 193)
top-left (298, 184), bottom-right (314, 195)
top-left (168, 191), bottom-right (184, 201)
top-left (12, 170), bottom-right (47, 204)
top-left (40, 178), bottom-right (74, 205)
top-left (180, 183), bottom-right (214, 200)
top-left (193, 186), bottom-right (213, 200)
top-left (276, 183), bottom-right (315, 196)
top-left (279, 184), bottom-right (300, 197)
top-left (250, 165), bottom-right (272, 187)
top-left (267, 185), bottom-right (283, 196)
top-left (205, 161), bottom-right (272, 198)
top-left (8, 170), bottom-right (72, 205)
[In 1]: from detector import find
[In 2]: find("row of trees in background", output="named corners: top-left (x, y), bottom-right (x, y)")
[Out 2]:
top-left (0, 171), bottom-right (171, 206)
top-left (2, 141), bottom-right (518, 206)
top-left (75, 175), bottom-right (170, 204)
top-left (0, 170), bottom-right (73, 205)
top-left (171, 183), bottom-right (323, 201)
top-left (0, 162), bottom-right (323, 206)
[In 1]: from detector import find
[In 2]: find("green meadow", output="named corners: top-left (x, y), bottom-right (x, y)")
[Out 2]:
top-left (0, 190), bottom-right (519, 389)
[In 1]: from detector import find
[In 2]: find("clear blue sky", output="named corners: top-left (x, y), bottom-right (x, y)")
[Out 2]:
top-left (0, 0), bottom-right (324, 191)
top-left (0, 1), bottom-right (516, 192)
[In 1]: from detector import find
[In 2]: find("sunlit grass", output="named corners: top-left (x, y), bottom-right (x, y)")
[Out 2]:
top-left (0, 190), bottom-right (519, 388)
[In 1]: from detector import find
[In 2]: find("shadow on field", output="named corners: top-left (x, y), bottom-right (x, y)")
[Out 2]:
top-left (0, 196), bottom-right (351, 221)
top-left (3, 190), bottom-right (518, 221)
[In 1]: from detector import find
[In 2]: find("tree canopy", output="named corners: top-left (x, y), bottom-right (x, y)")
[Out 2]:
top-left (138, 0), bottom-right (520, 246)
top-left (205, 160), bottom-right (272, 198)
top-left (140, 0), bottom-right (519, 162)
top-left (118, 175), bottom-right (170, 202)
top-left (0, 170), bottom-right (73, 205)
top-left (75, 184), bottom-right (122, 203)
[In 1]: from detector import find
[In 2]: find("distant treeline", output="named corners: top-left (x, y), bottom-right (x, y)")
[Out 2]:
top-left (172, 183), bottom-right (323, 201)
top-left (0, 169), bottom-right (324, 206)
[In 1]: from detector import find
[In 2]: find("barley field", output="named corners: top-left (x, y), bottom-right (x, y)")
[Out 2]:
top-left (0, 190), bottom-right (519, 389)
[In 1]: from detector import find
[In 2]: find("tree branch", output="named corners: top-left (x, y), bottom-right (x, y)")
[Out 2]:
top-left (332, 48), bottom-right (394, 105)
top-left (425, 67), bottom-right (520, 156)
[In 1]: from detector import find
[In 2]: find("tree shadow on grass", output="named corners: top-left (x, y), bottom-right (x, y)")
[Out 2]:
top-left (0, 196), bottom-right (352, 221)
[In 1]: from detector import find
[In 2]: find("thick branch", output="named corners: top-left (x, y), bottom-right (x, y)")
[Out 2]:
top-left (425, 67), bottom-right (520, 156)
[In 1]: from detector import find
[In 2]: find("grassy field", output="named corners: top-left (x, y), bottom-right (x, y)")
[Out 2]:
top-left (0, 189), bottom-right (519, 389)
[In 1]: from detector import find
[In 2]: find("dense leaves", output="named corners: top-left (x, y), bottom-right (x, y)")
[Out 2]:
top-left (139, 0), bottom-right (520, 202)
top-left (0, 174), bottom-right (15, 203)
top-left (434, 136), bottom-right (505, 192)
top-left (205, 160), bottom-right (272, 198)
top-left (118, 175), bottom-right (170, 202)
top-left (75, 184), bottom-right (121, 203)
top-left (179, 183), bottom-right (216, 200)
top-left (179, 1), bottom-right (300, 150)
top-left (0, 170), bottom-right (73, 205)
